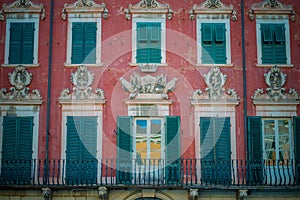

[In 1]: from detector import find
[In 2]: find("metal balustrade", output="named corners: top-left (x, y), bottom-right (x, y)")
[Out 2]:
top-left (0, 159), bottom-right (299, 187)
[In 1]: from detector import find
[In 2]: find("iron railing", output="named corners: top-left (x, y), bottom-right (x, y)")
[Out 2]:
top-left (0, 159), bottom-right (299, 187)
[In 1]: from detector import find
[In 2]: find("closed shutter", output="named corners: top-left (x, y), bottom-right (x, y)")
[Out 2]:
top-left (214, 24), bottom-right (226, 64)
top-left (247, 116), bottom-right (263, 185)
top-left (84, 22), bottom-right (97, 64)
top-left (136, 22), bottom-right (161, 63)
top-left (201, 24), bottom-right (214, 64)
top-left (165, 116), bottom-right (180, 184)
top-left (9, 23), bottom-right (34, 64)
top-left (274, 24), bottom-right (286, 64)
top-left (294, 117), bottom-right (300, 184)
top-left (117, 116), bottom-right (133, 184)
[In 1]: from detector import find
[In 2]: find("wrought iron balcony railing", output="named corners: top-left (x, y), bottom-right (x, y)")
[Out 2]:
top-left (0, 159), bottom-right (299, 187)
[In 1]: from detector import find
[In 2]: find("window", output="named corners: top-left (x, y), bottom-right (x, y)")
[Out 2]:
top-left (1, 116), bottom-right (34, 183)
top-left (256, 20), bottom-right (291, 66)
top-left (200, 117), bottom-right (231, 184)
top-left (65, 116), bottom-right (98, 184)
top-left (132, 18), bottom-right (166, 65)
top-left (5, 19), bottom-right (39, 65)
top-left (197, 19), bottom-right (231, 65)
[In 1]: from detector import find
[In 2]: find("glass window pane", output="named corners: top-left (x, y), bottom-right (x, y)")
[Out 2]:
top-left (278, 120), bottom-right (289, 135)
top-left (136, 120), bottom-right (147, 160)
top-left (150, 120), bottom-right (161, 160)
top-left (264, 120), bottom-right (275, 135)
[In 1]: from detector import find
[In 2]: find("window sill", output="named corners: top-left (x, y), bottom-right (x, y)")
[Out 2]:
top-left (196, 63), bottom-right (234, 67)
top-left (1, 64), bottom-right (40, 68)
top-left (129, 63), bottom-right (168, 67)
top-left (256, 64), bottom-right (294, 68)
top-left (64, 63), bottom-right (103, 68)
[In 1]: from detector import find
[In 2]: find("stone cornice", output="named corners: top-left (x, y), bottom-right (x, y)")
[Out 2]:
top-left (249, 0), bottom-right (295, 21)
top-left (1, 0), bottom-right (45, 20)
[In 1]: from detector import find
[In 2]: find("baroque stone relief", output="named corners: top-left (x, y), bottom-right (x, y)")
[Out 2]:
top-left (189, 0), bottom-right (237, 21)
top-left (59, 65), bottom-right (105, 100)
top-left (0, 0), bottom-right (45, 20)
top-left (125, 0), bottom-right (173, 20)
top-left (249, 0), bottom-right (295, 21)
top-left (62, 0), bottom-right (108, 20)
top-left (191, 66), bottom-right (240, 101)
top-left (0, 65), bottom-right (42, 101)
top-left (252, 66), bottom-right (299, 102)
top-left (120, 73), bottom-right (177, 100)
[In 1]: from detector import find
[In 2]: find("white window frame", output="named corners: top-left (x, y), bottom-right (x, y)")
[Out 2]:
top-left (196, 16), bottom-right (231, 66)
top-left (4, 17), bottom-right (39, 66)
top-left (256, 18), bottom-right (291, 67)
top-left (131, 15), bottom-right (166, 66)
top-left (65, 17), bottom-right (102, 67)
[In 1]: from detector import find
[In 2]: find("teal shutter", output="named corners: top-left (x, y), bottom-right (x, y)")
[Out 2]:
top-left (165, 116), bottom-right (180, 184)
top-left (247, 116), bottom-right (263, 185)
top-left (71, 22), bottom-right (96, 64)
top-left (66, 116), bottom-right (98, 184)
top-left (274, 24), bottom-right (286, 64)
top-left (9, 23), bottom-right (34, 64)
top-left (294, 117), bottom-right (300, 184)
top-left (117, 116), bottom-right (133, 184)
top-left (201, 23), bottom-right (226, 64)
top-left (1, 116), bottom-right (33, 183)
top-left (136, 22), bottom-right (161, 63)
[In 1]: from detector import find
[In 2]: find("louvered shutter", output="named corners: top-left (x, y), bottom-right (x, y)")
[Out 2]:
top-left (214, 24), bottom-right (226, 64)
top-left (117, 116), bottom-right (133, 184)
top-left (274, 24), bottom-right (286, 64)
top-left (83, 22), bottom-right (97, 64)
top-left (201, 24), bottom-right (214, 64)
top-left (261, 24), bottom-right (274, 64)
top-left (247, 116), bottom-right (263, 185)
top-left (165, 116), bottom-right (180, 184)
top-left (149, 23), bottom-right (161, 63)
top-left (137, 23), bottom-right (148, 63)
top-left (71, 23), bottom-right (84, 64)
top-left (22, 23), bottom-right (35, 64)
top-left (294, 117), bottom-right (300, 184)
top-left (9, 23), bottom-right (22, 64)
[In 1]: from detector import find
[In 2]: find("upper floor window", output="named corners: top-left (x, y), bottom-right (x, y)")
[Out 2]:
top-left (1, 0), bottom-right (45, 67)
top-left (62, 0), bottom-right (108, 67)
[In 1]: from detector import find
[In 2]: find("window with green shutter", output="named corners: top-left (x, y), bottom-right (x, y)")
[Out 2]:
top-left (71, 22), bottom-right (97, 64)
top-left (1, 116), bottom-right (33, 183)
top-left (200, 117), bottom-right (231, 185)
top-left (201, 23), bottom-right (226, 64)
top-left (66, 116), bottom-right (98, 184)
top-left (261, 24), bottom-right (287, 64)
top-left (9, 23), bottom-right (35, 64)
top-left (136, 22), bottom-right (162, 63)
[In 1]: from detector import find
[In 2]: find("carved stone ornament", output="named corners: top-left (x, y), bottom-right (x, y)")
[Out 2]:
top-left (189, 189), bottom-right (199, 200)
top-left (98, 187), bottom-right (108, 200)
top-left (41, 187), bottom-right (52, 200)
top-left (61, 0), bottom-right (108, 20)
top-left (120, 73), bottom-right (177, 100)
top-left (191, 66), bottom-right (240, 101)
top-left (252, 66), bottom-right (299, 102)
top-left (125, 0), bottom-right (173, 20)
top-left (249, 0), bottom-right (295, 21)
top-left (59, 65), bottom-right (105, 101)
top-left (1, 0), bottom-right (45, 20)
top-left (189, 0), bottom-right (237, 21)
top-left (0, 65), bottom-right (42, 102)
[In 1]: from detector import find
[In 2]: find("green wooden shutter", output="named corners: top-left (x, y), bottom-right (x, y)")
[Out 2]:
top-left (165, 116), bottom-right (180, 184)
top-left (261, 24), bottom-right (274, 64)
top-left (149, 23), bottom-right (161, 63)
top-left (22, 23), bottom-right (35, 64)
top-left (274, 24), bottom-right (286, 64)
top-left (117, 116), bottom-right (133, 184)
top-left (294, 116), bottom-right (300, 184)
top-left (83, 22), bottom-right (97, 64)
top-left (137, 23), bottom-right (148, 63)
top-left (214, 24), bottom-right (226, 64)
top-left (201, 24), bottom-right (214, 64)
top-left (247, 116), bottom-right (263, 185)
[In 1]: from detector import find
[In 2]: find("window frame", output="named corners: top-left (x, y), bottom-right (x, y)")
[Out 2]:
top-left (4, 18), bottom-right (39, 66)
top-left (256, 18), bottom-right (291, 67)
top-left (196, 17), bottom-right (231, 66)
top-left (66, 17), bottom-right (102, 67)
top-left (131, 16), bottom-right (166, 65)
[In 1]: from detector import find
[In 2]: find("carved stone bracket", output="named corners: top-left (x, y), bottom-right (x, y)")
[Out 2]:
top-left (120, 72), bottom-right (177, 100)
top-left (189, 189), bottom-right (199, 200)
top-left (189, 0), bottom-right (237, 21)
top-left (98, 187), bottom-right (108, 200)
top-left (0, 65), bottom-right (42, 103)
top-left (237, 189), bottom-right (248, 200)
top-left (62, 0), bottom-right (108, 20)
top-left (41, 187), bottom-right (52, 200)
top-left (249, 0), bottom-right (295, 21)
top-left (252, 66), bottom-right (299, 103)
top-left (191, 66), bottom-right (240, 102)
top-left (59, 65), bottom-right (105, 101)
top-left (125, 0), bottom-right (173, 20)
top-left (1, 0), bottom-right (45, 20)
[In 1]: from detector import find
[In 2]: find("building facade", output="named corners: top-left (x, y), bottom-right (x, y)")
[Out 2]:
top-left (0, 0), bottom-right (299, 199)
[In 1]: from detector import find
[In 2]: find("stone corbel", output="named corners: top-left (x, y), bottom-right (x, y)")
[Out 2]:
top-left (237, 189), bottom-right (248, 200)
top-left (98, 187), bottom-right (108, 200)
top-left (249, 0), bottom-right (295, 21)
top-left (41, 187), bottom-right (52, 200)
top-left (1, 0), bottom-right (46, 20)
top-left (189, 189), bottom-right (198, 200)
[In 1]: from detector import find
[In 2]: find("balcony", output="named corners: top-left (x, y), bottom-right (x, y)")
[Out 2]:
top-left (0, 159), bottom-right (299, 189)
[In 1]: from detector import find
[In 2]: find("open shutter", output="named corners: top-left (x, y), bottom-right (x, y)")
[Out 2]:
top-left (247, 116), bottom-right (263, 185)
top-left (215, 117), bottom-right (231, 185)
top-left (83, 22), bottom-right (97, 64)
top-left (294, 117), bottom-right (300, 184)
top-left (165, 116), bottom-right (180, 184)
top-left (214, 24), bottom-right (226, 64)
top-left (149, 23), bottom-right (161, 63)
top-left (22, 23), bottom-right (34, 64)
top-left (136, 23), bottom-right (148, 63)
top-left (71, 22), bottom-right (84, 64)
top-left (9, 23), bottom-right (22, 64)
top-left (117, 116), bottom-right (133, 184)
